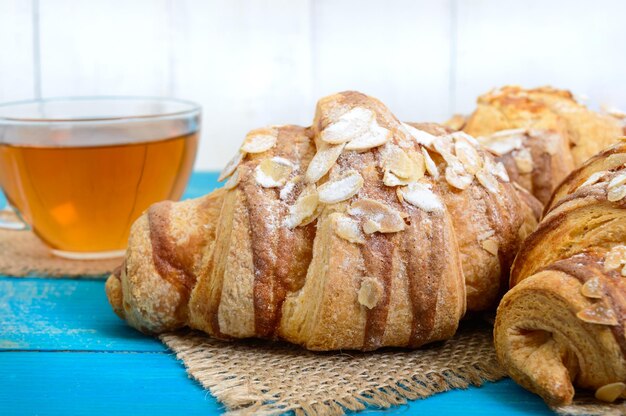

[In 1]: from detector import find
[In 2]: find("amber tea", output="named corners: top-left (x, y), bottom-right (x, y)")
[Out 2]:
top-left (0, 97), bottom-right (200, 258)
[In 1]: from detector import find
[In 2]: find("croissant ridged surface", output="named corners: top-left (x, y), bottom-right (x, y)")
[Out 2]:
top-left (495, 141), bottom-right (626, 405)
top-left (462, 86), bottom-right (623, 205)
top-left (107, 91), bottom-right (539, 351)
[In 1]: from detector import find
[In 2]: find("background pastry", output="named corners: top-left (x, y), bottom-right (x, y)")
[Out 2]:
top-left (494, 141), bottom-right (626, 405)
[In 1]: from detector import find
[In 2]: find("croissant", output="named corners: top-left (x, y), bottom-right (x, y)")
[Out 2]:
top-left (462, 86), bottom-right (623, 205)
top-left (106, 91), bottom-right (539, 351)
top-left (494, 141), bottom-right (626, 405)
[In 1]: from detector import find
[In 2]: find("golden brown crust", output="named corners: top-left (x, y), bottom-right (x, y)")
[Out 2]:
top-left (495, 148), bottom-right (626, 405)
top-left (463, 86), bottom-right (623, 205)
top-left (107, 91), bottom-right (536, 350)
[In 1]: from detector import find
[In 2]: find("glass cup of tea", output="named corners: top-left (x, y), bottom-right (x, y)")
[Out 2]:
top-left (0, 97), bottom-right (200, 259)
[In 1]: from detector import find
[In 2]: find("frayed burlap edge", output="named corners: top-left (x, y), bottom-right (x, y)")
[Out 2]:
top-left (0, 228), bottom-right (121, 278)
top-left (161, 322), bottom-right (507, 416)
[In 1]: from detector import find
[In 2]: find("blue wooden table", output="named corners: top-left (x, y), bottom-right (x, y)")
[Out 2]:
top-left (0, 173), bottom-right (553, 415)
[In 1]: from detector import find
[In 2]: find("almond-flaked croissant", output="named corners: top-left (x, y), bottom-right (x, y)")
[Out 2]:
top-left (462, 86), bottom-right (623, 205)
top-left (494, 141), bottom-right (626, 405)
top-left (106, 91), bottom-right (539, 351)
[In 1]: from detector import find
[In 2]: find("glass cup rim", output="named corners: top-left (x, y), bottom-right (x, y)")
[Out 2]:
top-left (0, 96), bottom-right (201, 124)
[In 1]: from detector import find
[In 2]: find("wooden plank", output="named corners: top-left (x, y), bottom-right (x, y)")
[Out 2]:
top-left (0, 0), bottom-right (35, 101)
top-left (0, 277), bottom-right (166, 352)
top-left (311, 0), bottom-right (453, 122)
top-left (454, 0), bottom-right (626, 114)
top-left (37, 0), bottom-right (171, 97)
top-left (0, 351), bottom-right (551, 415)
top-left (169, 0), bottom-right (313, 171)
top-left (0, 352), bottom-right (221, 415)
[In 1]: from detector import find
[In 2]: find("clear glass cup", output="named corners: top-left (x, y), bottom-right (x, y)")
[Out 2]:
top-left (0, 97), bottom-right (200, 259)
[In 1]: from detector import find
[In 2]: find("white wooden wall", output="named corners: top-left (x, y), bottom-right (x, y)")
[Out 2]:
top-left (1, 0), bottom-right (625, 170)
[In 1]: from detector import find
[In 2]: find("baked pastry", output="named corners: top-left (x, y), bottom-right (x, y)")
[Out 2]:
top-left (463, 86), bottom-right (623, 204)
top-left (494, 141), bottom-right (626, 405)
top-left (106, 91), bottom-right (540, 351)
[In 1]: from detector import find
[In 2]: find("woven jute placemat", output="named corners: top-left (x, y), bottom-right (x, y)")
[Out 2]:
top-left (0, 227), bottom-right (121, 278)
top-left (161, 321), bottom-right (625, 416)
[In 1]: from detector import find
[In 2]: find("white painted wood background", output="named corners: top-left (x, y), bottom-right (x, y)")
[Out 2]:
top-left (1, 0), bottom-right (625, 170)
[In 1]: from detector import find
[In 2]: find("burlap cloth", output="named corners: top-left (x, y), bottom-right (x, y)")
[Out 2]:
top-left (0, 227), bottom-right (120, 277)
top-left (160, 320), bottom-right (625, 416)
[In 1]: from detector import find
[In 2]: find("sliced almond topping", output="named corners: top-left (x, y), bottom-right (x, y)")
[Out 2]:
top-left (484, 156), bottom-right (510, 182)
top-left (476, 169), bottom-right (500, 193)
top-left (479, 131), bottom-right (524, 155)
top-left (580, 277), bottom-right (603, 299)
top-left (358, 277), bottom-right (384, 309)
top-left (385, 146), bottom-right (421, 179)
top-left (218, 151), bottom-right (244, 181)
top-left (422, 147), bottom-right (439, 179)
top-left (317, 170), bottom-right (364, 204)
top-left (608, 184), bottom-right (626, 202)
top-left (445, 160), bottom-right (473, 190)
top-left (305, 143), bottom-right (345, 183)
top-left (402, 123), bottom-right (437, 148)
top-left (595, 382), bottom-right (626, 403)
top-left (349, 198), bottom-right (405, 234)
top-left (622, 264), bottom-right (626, 277)
top-left (240, 130), bottom-right (277, 154)
top-left (399, 182), bottom-right (444, 213)
top-left (321, 107), bottom-right (374, 144)
top-left (279, 176), bottom-right (301, 201)
top-left (481, 239), bottom-right (499, 256)
top-left (513, 148), bottom-right (534, 174)
top-left (223, 168), bottom-right (241, 190)
top-left (578, 171), bottom-right (608, 189)
top-left (344, 119), bottom-right (390, 151)
top-left (477, 229), bottom-right (496, 241)
top-left (608, 171), bottom-right (626, 189)
top-left (450, 131), bottom-right (481, 147)
top-left (576, 302), bottom-right (618, 326)
top-left (433, 136), bottom-right (454, 156)
top-left (383, 170), bottom-right (412, 187)
top-left (331, 212), bottom-right (365, 244)
top-left (604, 245), bottom-right (626, 271)
top-left (455, 139), bottom-right (482, 175)
top-left (254, 157), bottom-right (294, 188)
top-left (284, 186), bottom-right (319, 229)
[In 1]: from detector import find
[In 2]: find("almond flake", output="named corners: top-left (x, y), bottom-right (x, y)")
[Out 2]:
top-left (254, 157), bottom-right (293, 188)
top-left (402, 123), bottom-right (437, 148)
top-left (433, 136), bottom-right (454, 156)
top-left (513, 148), bottom-right (534, 174)
top-left (284, 186), bottom-right (319, 229)
top-left (604, 245), bottom-right (626, 271)
top-left (223, 168), bottom-right (241, 190)
top-left (320, 107), bottom-right (374, 144)
top-left (358, 277), bottom-right (384, 309)
top-left (344, 119), bottom-right (390, 151)
top-left (484, 156), bottom-right (510, 182)
top-left (608, 184), bottom-right (626, 202)
top-left (422, 147), bottom-right (440, 179)
top-left (578, 171), bottom-right (608, 189)
top-left (608, 171), bottom-right (626, 189)
top-left (305, 143), bottom-right (345, 183)
top-left (240, 131), bottom-right (277, 154)
top-left (349, 198), bottom-right (405, 234)
top-left (476, 169), bottom-right (500, 193)
top-left (384, 146), bottom-right (422, 179)
top-left (218, 151), bottom-right (244, 181)
top-left (580, 277), bottom-right (603, 299)
top-left (331, 213), bottom-right (365, 244)
top-left (399, 182), bottom-right (444, 213)
top-left (595, 382), bottom-right (626, 403)
top-left (481, 239), bottom-right (499, 256)
top-left (317, 170), bottom-right (364, 204)
top-left (576, 303), bottom-right (618, 326)
top-left (445, 160), bottom-right (473, 190)
top-left (455, 139), bottom-right (482, 174)
top-left (479, 131), bottom-right (524, 156)
top-left (383, 170), bottom-right (412, 187)
top-left (450, 131), bottom-right (481, 146)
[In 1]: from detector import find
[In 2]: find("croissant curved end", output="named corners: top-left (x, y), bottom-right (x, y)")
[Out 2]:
top-left (105, 270), bottom-right (125, 320)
